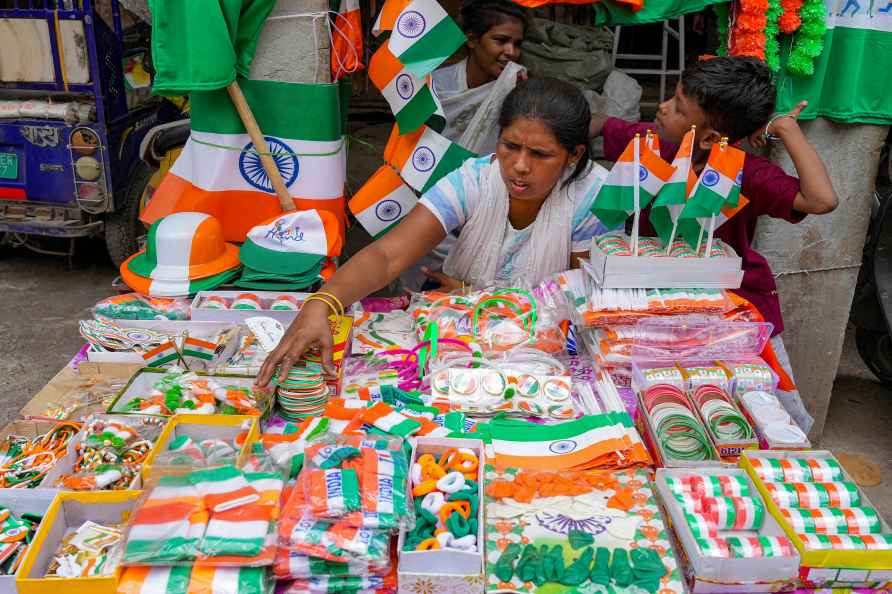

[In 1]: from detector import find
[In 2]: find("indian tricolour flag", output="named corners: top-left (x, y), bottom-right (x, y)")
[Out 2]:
top-left (386, 0), bottom-right (465, 77)
top-left (677, 142), bottom-right (745, 247)
top-left (369, 44), bottom-right (445, 134)
top-left (591, 134), bottom-right (675, 231)
top-left (187, 567), bottom-right (266, 594)
top-left (143, 341), bottom-right (181, 367)
top-left (490, 414), bottom-right (631, 471)
top-left (349, 166), bottom-right (418, 238)
top-left (650, 127), bottom-right (696, 246)
top-left (119, 566), bottom-right (193, 594)
top-left (331, 0), bottom-right (364, 81)
top-left (384, 124), bottom-right (475, 193)
top-left (182, 337), bottom-right (218, 361)
top-left (141, 79), bottom-right (347, 242)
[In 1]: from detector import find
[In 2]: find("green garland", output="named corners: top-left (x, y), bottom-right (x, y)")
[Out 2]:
top-left (765, 0), bottom-right (783, 71)
top-left (786, 0), bottom-right (827, 76)
top-left (714, 2), bottom-right (730, 57)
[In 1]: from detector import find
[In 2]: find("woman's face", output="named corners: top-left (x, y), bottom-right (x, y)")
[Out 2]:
top-left (467, 19), bottom-right (524, 82)
top-left (496, 117), bottom-right (583, 202)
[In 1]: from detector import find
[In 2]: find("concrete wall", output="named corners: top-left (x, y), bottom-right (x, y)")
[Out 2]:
top-left (756, 118), bottom-right (889, 440)
top-left (250, 0), bottom-right (331, 84)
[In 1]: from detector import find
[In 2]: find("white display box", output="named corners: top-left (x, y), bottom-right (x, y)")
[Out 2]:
top-left (655, 467), bottom-right (800, 593)
top-left (398, 437), bottom-right (485, 594)
top-left (85, 320), bottom-right (240, 367)
top-left (0, 488), bottom-right (58, 594)
top-left (191, 291), bottom-right (310, 324)
top-left (585, 233), bottom-right (743, 288)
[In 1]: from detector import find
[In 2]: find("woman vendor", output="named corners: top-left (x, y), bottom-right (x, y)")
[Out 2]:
top-left (257, 78), bottom-right (607, 385)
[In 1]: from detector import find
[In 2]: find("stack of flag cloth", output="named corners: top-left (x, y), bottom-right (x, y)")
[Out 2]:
top-left (489, 413), bottom-right (651, 471)
top-left (274, 435), bottom-right (409, 592)
top-left (118, 566), bottom-right (269, 594)
top-left (120, 212), bottom-right (242, 298)
top-left (122, 461), bottom-right (285, 566)
top-left (321, 394), bottom-right (475, 439)
top-left (237, 210), bottom-right (341, 290)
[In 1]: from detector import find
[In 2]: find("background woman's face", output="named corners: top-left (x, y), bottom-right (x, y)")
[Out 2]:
top-left (496, 117), bottom-right (580, 202)
top-left (468, 20), bottom-right (524, 81)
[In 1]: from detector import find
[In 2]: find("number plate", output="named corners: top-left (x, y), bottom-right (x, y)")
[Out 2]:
top-left (0, 153), bottom-right (18, 180)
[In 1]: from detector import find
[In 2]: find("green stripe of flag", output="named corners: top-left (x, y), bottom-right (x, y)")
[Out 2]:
top-left (168, 566), bottom-right (192, 593)
top-left (182, 349), bottom-right (214, 361)
top-left (190, 78), bottom-right (343, 141)
top-left (396, 84), bottom-right (440, 135)
top-left (492, 414), bottom-right (612, 442)
top-left (237, 567), bottom-right (267, 594)
top-left (147, 352), bottom-right (180, 366)
top-left (399, 19), bottom-right (466, 78)
top-left (421, 142), bottom-right (476, 193)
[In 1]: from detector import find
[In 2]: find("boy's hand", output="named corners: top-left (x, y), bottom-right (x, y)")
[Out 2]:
top-left (749, 101), bottom-right (808, 149)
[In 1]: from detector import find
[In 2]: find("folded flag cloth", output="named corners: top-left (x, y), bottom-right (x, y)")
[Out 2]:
top-left (275, 572), bottom-right (397, 594)
top-left (125, 501), bottom-right (207, 563)
top-left (189, 466), bottom-right (260, 512)
top-left (288, 516), bottom-right (391, 564)
top-left (360, 448), bottom-right (410, 529)
top-left (360, 402), bottom-right (422, 437)
top-left (187, 566), bottom-right (268, 594)
top-left (119, 566), bottom-right (193, 594)
top-left (306, 468), bottom-right (362, 519)
top-left (145, 473), bottom-right (203, 506)
top-left (201, 504), bottom-right (273, 558)
top-left (324, 399), bottom-right (371, 420)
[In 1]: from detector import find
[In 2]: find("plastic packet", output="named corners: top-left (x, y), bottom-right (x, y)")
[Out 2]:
top-left (151, 435), bottom-right (241, 468)
top-left (275, 570), bottom-right (397, 594)
top-left (124, 371), bottom-right (265, 416)
top-left (119, 566), bottom-right (269, 594)
top-left (39, 378), bottom-right (129, 421)
top-left (726, 359), bottom-right (779, 395)
top-left (408, 287), bottom-right (567, 354)
top-left (0, 422), bottom-right (80, 488)
top-left (273, 548), bottom-right (391, 580)
top-left (122, 464), bottom-right (283, 566)
top-left (93, 293), bottom-right (191, 321)
top-left (55, 415), bottom-right (165, 490)
top-left (302, 435), bottom-right (413, 531)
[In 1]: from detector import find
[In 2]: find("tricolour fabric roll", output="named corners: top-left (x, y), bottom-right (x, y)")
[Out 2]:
top-left (842, 507), bottom-right (882, 535)
top-left (859, 534), bottom-right (892, 550)
top-left (798, 533), bottom-right (866, 551)
top-left (684, 512), bottom-right (717, 539)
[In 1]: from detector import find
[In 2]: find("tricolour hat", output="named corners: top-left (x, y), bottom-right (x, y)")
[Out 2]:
top-left (239, 209), bottom-right (342, 275)
top-left (121, 267), bottom-right (240, 298)
top-left (123, 212), bottom-right (240, 282)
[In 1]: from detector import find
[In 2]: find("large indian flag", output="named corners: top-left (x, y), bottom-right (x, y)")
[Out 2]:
top-left (490, 414), bottom-right (632, 471)
top-left (776, 0), bottom-right (892, 124)
top-left (384, 124), bottom-right (475, 193)
top-left (591, 134), bottom-right (675, 230)
top-left (349, 166), bottom-right (418, 238)
top-left (141, 79), bottom-right (346, 242)
top-left (369, 44), bottom-right (445, 134)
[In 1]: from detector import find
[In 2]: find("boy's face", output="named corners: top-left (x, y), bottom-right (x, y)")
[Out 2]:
top-left (655, 82), bottom-right (721, 152)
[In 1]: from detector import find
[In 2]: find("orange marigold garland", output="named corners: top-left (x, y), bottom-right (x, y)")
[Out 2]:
top-left (729, 0), bottom-right (768, 61)
top-left (779, 0), bottom-right (804, 34)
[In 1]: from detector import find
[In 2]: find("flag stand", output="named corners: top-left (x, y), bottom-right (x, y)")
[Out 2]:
top-left (227, 81), bottom-right (296, 213)
top-left (630, 134), bottom-right (641, 257)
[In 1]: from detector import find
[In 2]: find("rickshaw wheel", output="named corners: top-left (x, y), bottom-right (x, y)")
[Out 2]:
top-left (105, 161), bottom-right (156, 267)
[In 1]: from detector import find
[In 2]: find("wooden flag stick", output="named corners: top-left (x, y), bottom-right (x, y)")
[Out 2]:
top-left (227, 81), bottom-right (296, 213)
top-left (631, 134), bottom-right (641, 257)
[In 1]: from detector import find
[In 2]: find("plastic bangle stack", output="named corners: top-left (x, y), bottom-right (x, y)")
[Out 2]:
top-left (643, 384), bottom-right (713, 461)
top-left (691, 385), bottom-right (754, 441)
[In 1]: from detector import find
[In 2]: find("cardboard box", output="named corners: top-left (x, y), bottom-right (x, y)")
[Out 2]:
top-left (585, 234), bottom-right (743, 288)
top-left (191, 290), bottom-right (312, 324)
top-left (0, 421), bottom-right (83, 488)
top-left (105, 368), bottom-right (272, 418)
top-left (41, 415), bottom-right (168, 491)
top-left (398, 437), bottom-right (485, 594)
top-left (741, 450), bottom-right (892, 588)
top-left (16, 490), bottom-right (140, 594)
top-left (0, 489), bottom-right (59, 594)
top-left (141, 413), bottom-right (259, 478)
top-left (85, 320), bottom-right (240, 368)
top-left (655, 467), bottom-right (800, 592)
top-left (20, 363), bottom-right (142, 421)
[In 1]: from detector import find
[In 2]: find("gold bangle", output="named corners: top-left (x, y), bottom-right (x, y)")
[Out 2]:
top-left (304, 294), bottom-right (339, 318)
top-left (314, 291), bottom-right (345, 317)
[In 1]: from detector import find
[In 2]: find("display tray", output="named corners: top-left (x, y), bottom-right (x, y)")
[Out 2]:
top-left (585, 233), bottom-right (743, 289)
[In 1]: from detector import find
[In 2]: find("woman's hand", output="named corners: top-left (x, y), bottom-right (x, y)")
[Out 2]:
top-left (421, 266), bottom-right (464, 292)
top-left (255, 299), bottom-right (335, 388)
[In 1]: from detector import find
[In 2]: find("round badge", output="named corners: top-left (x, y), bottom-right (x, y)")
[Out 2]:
top-left (432, 369), bottom-right (450, 395)
top-left (482, 371), bottom-right (507, 396)
top-left (543, 379), bottom-right (571, 402)
top-left (450, 371), bottom-right (478, 396)
top-left (516, 374), bottom-right (540, 398)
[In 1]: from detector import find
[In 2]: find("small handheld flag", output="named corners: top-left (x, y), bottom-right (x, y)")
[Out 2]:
top-left (349, 166), bottom-right (418, 238)
top-left (650, 126), bottom-right (696, 249)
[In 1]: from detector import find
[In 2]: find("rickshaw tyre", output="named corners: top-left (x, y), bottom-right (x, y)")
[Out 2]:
top-left (105, 161), bottom-right (156, 267)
